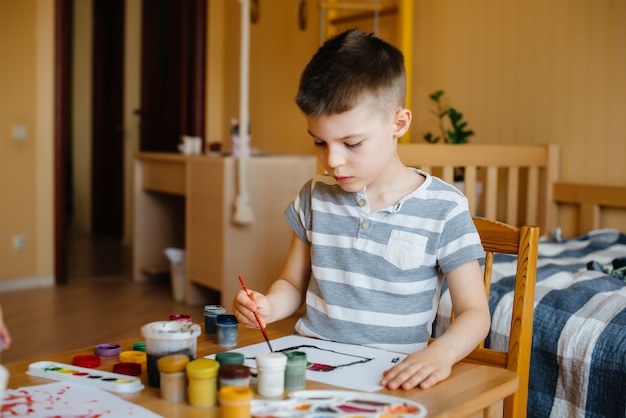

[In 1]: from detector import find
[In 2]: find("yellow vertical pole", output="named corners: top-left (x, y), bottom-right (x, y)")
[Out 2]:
top-left (320, 0), bottom-right (341, 44)
top-left (398, 0), bottom-right (413, 143)
top-left (320, 1), bottom-right (412, 142)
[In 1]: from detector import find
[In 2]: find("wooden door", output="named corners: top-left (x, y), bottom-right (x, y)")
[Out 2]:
top-left (91, 0), bottom-right (125, 239)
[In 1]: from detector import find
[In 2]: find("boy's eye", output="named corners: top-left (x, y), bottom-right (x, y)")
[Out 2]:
top-left (312, 140), bottom-right (361, 148)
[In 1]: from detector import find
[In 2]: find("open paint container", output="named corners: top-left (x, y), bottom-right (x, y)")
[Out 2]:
top-left (251, 390), bottom-right (427, 417)
top-left (141, 320), bottom-right (201, 388)
top-left (26, 361), bottom-right (144, 393)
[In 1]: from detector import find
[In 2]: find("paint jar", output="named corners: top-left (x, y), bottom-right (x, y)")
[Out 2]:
top-left (113, 362), bottom-right (142, 376)
top-left (157, 354), bottom-right (189, 402)
top-left (204, 305), bottom-right (226, 335)
top-left (215, 351), bottom-right (245, 366)
top-left (186, 358), bottom-right (219, 407)
top-left (284, 351), bottom-right (307, 390)
top-left (255, 352), bottom-right (287, 397)
top-left (218, 386), bottom-right (253, 418)
top-left (169, 313), bottom-right (192, 322)
top-left (219, 364), bottom-right (251, 388)
top-left (216, 314), bottom-right (239, 347)
top-left (133, 341), bottom-right (146, 352)
top-left (94, 343), bottom-right (121, 357)
top-left (72, 355), bottom-right (101, 368)
top-left (141, 320), bottom-right (201, 388)
top-left (119, 350), bottom-right (147, 371)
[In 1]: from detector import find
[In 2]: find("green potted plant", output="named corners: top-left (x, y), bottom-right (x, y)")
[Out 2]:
top-left (423, 90), bottom-right (474, 180)
top-left (423, 89), bottom-right (474, 144)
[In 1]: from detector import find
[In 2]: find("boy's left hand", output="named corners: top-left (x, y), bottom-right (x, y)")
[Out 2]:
top-left (379, 345), bottom-right (455, 390)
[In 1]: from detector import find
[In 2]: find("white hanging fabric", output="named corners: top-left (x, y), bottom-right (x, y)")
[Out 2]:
top-left (233, 0), bottom-right (254, 225)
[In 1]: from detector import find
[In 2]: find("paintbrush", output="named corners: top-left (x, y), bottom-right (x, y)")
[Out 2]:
top-left (238, 275), bottom-right (274, 352)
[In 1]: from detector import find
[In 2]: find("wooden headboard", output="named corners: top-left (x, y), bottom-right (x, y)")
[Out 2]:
top-left (397, 143), bottom-right (560, 235)
top-left (553, 182), bottom-right (626, 236)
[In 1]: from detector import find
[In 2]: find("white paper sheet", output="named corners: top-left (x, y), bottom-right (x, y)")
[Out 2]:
top-left (1, 381), bottom-right (162, 417)
top-left (208, 335), bottom-right (407, 392)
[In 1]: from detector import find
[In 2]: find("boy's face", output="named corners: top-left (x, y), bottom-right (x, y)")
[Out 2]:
top-left (306, 99), bottom-right (410, 193)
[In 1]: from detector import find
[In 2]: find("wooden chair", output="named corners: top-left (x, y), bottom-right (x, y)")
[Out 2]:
top-left (455, 217), bottom-right (539, 418)
top-left (396, 143), bottom-right (559, 235)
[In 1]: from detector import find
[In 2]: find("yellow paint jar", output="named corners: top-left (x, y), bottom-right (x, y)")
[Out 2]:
top-left (218, 386), bottom-right (253, 418)
top-left (186, 358), bottom-right (219, 407)
top-left (157, 354), bottom-right (190, 402)
top-left (119, 350), bottom-right (147, 370)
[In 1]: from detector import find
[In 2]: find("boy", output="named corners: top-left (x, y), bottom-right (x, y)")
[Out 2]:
top-left (233, 29), bottom-right (490, 391)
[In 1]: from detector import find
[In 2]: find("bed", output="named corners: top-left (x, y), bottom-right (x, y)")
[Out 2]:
top-left (397, 143), bottom-right (626, 418)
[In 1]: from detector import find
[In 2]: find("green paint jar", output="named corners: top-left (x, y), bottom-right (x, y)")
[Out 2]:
top-left (284, 351), bottom-right (307, 390)
top-left (216, 351), bottom-right (245, 366)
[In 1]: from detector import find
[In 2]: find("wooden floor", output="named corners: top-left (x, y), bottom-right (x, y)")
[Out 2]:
top-left (0, 228), bottom-right (220, 364)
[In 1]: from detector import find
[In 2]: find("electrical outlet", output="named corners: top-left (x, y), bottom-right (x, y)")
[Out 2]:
top-left (13, 235), bottom-right (27, 250)
top-left (12, 124), bottom-right (27, 141)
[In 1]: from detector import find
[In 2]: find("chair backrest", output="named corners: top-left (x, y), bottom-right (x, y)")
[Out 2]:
top-left (462, 217), bottom-right (540, 418)
top-left (396, 143), bottom-right (559, 234)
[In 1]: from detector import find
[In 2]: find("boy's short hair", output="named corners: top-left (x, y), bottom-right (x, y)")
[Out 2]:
top-left (295, 28), bottom-right (406, 118)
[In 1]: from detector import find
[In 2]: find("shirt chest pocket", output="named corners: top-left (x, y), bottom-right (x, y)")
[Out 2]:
top-left (384, 230), bottom-right (429, 270)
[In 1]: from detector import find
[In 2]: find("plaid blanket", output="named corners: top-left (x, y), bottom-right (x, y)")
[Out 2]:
top-left (434, 229), bottom-right (626, 418)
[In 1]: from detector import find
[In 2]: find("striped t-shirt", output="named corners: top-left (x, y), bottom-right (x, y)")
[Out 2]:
top-left (284, 169), bottom-right (485, 354)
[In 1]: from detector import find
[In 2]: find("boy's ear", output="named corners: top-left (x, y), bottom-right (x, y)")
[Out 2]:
top-left (393, 108), bottom-right (412, 138)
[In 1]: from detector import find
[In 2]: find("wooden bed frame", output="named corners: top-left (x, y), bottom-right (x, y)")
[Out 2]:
top-left (553, 182), bottom-right (626, 236)
top-left (397, 143), bottom-right (626, 237)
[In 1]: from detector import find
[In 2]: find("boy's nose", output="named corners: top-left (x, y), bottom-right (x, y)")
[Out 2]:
top-left (325, 145), bottom-right (345, 168)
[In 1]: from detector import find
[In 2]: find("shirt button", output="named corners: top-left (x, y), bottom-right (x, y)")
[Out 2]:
top-left (358, 199), bottom-right (366, 207)
top-left (362, 220), bottom-right (370, 229)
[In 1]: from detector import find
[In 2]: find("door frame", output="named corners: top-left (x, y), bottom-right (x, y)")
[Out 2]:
top-left (54, 0), bottom-right (207, 284)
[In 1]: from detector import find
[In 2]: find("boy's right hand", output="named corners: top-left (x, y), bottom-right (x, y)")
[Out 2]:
top-left (232, 289), bottom-right (269, 329)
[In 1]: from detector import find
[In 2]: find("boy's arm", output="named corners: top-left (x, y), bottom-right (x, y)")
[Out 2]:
top-left (233, 233), bottom-right (311, 327)
top-left (427, 259), bottom-right (491, 361)
top-left (381, 260), bottom-right (490, 390)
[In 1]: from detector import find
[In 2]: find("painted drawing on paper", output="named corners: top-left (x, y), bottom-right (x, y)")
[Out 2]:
top-left (208, 335), bottom-right (407, 392)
